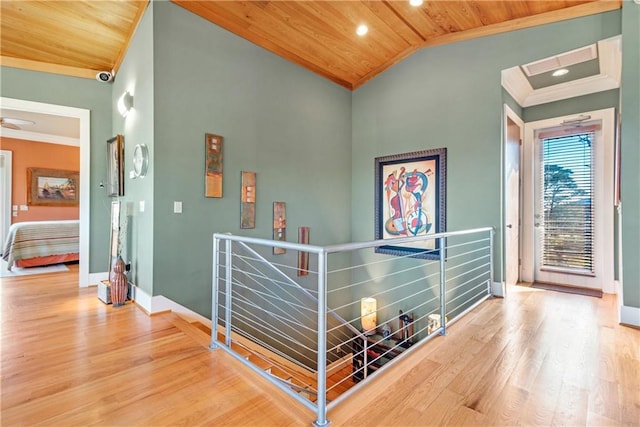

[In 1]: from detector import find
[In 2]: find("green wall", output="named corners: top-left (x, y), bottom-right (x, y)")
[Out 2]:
top-left (620, 1), bottom-right (640, 309)
top-left (0, 67), bottom-right (113, 273)
top-left (352, 10), bottom-right (622, 288)
top-left (523, 89), bottom-right (620, 122)
top-left (111, 1), bottom-right (155, 294)
top-left (149, 2), bottom-right (352, 317)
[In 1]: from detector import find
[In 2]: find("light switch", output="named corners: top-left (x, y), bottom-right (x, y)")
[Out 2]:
top-left (173, 201), bottom-right (182, 214)
top-left (12, 205), bottom-right (18, 211)
top-left (12, 211), bottom-right (17, 217)
top-left (139, 201), bottom-right (145, 212)
top-left (19, 205), bottom-right (28, 211)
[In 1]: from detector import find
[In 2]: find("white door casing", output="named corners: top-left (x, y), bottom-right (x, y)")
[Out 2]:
top-left (522, 108), bottom-right (614, 293)
top-left (504, 105), bottom-right (523, 290)
top-left (0, 97), bottom-right (90, 287)
top-left (0, 150), bottom-right (12, 246)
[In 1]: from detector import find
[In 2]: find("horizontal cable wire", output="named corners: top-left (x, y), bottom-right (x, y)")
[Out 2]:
top-left (445, 261), bottom-right (491, 284)
top-left (230, 275), bottom-right (353, 346)
top-left (444, 246), bottom-right (489, 263)
top-left (235, 248), bottom-right (346, 344)
top-left (230, 323), bottom-right (318, 372)
top-left (328, 273), bottom-right (437, 322)
top-left (447, 289), bottom-right (489, 318)
top-left (231, 341), bottom-right (319, 395)
top-left (215, 228), bottom-right (495, 408)
top-left (328, 268), bottom-right (440, 311)
top-left (232, 254), bottom-right (318, 293)
top-left (445, 272), bottom-right (490, 299)
top-left (224, 300), bottom-right (314, 349)
top-left (228, 291), bottom-right (316, 334)
top-left (328, 260), bottom-right (436, 295)
top-left (229, 257), bottom-right (322, 325)
top-left (443, 236), bottom-right (490, 252)
top-left (327, 246), bottom-right (436, 275)
top-left (228, 305), bottom-right (318, 358)
top-left (222, 283), bottom-right (313, 332)
top-left (447, 283), bottom-right (487, 313)
top-left (229, 278), bottom-right (318, 315)
top-left (444, 254), bottom-right (490, 273)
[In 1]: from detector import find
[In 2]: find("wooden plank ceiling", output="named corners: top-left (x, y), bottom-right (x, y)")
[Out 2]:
top-left (0, 0), bottom-right (149, 79)
top-left (0, 1), bottom-right (620, 90)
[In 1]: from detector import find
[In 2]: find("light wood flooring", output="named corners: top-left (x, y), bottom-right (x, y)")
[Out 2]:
top-left (2, 265), bottom-right (639, 426)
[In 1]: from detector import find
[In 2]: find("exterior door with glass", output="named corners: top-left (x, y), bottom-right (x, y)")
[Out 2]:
top-left (529, 111), bottom-right (614, 291)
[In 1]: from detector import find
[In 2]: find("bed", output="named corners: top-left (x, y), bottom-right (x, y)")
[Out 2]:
top-left (1, 220), bottom-right (79, 270)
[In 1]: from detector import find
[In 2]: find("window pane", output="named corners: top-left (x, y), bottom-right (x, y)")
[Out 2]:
top-left (540, 133), bottom-right (594, 272)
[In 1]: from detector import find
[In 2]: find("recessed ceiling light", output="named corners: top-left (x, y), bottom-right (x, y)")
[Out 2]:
top-left (552, 68), bottom-right (569, 77)
top-left (410, 0), bottom-right (423, 6)
top-left (356, 24), bottom-right (368, 36)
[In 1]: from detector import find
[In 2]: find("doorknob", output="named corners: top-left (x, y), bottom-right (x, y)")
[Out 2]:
top-left (506, 224), bottom-right (513, 228)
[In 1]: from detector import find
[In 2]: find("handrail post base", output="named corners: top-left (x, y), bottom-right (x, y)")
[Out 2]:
top-left (313, 418), bottom-right (331, 427)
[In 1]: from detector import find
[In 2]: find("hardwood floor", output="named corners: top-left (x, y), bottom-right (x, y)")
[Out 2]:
top-left (2, 266), bottom-right (638, 426)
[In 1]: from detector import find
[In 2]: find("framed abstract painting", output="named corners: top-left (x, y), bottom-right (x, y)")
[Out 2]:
top-left (374, 148), bottom-right (447, 259)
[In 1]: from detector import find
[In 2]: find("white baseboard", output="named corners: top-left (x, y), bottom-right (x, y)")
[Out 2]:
top-left (492, 281), bottom-right (505, 297)
top-left (620, 304), bottom-right (640, 328)
top-left (87, 271), bottom-right (108, 287)
top-left (130, 286), bottom-right (211, 325)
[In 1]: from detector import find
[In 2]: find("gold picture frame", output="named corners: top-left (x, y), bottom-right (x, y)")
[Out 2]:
top-left (27, 167), bottom-right (79, 207)
top-left (107, 135), bottom-right (124, 197)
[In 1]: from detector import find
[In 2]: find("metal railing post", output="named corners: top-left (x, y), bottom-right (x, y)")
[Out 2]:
top-left (439, 236), bottom-right (447, 335)
top-left (225, 238), bottom-right (232, 347)
top-left (313, 249), bottom-right (330, 427)
top-left (363, 336), bottom-right (368, 379)
top-left (489, 228), bottom-right (495, 296)
top-left (210, 235), bottom-right (220, 349)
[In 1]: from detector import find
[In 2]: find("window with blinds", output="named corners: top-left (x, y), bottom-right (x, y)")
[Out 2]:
top-left (539, 132), bottom-right (594, 273)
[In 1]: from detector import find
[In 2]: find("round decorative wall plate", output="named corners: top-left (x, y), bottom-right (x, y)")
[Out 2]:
top-left (132, 144), bottom-right (149, 178)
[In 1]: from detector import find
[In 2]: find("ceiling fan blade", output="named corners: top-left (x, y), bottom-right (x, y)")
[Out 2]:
top-left (0, 121), bottom-right (21, 130)
top-left (1, 117), bottom-right (36, 130)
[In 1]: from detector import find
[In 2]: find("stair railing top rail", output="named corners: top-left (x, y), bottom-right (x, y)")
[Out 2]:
top-left (213, 226), bottom-right (493, 255)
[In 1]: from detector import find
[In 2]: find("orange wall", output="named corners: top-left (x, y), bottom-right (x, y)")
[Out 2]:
top-left (1, 137), bottom-right (80, 223)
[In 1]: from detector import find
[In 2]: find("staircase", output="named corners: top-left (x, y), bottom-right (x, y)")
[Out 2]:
top-left (166, 312), bottom-right (355, 403)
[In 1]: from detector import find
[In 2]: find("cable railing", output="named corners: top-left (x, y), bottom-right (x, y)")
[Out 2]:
top-left (211, 227), bottom-right (494, 426)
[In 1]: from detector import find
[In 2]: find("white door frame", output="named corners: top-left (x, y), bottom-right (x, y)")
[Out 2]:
top-left (0, 97), bottom-right (91, 287)
top-left (522, 108), bottom-right (615, 293)
top-left (1, 150), bottom-right (12, 246)
top-left (503, 104), bottom-right (524, 294)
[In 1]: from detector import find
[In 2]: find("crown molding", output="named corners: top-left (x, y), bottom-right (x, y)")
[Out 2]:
top-left (501, 35), bottom-right (621, 108)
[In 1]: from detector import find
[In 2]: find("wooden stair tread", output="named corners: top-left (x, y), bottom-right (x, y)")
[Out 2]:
top-left (181, 318), bottom-right (355, 401)
top-left (165, 313), bottom-right (211, 348)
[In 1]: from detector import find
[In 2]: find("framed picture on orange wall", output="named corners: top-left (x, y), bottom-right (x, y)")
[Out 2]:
top-left (27, 167), bottom-right (79, 207)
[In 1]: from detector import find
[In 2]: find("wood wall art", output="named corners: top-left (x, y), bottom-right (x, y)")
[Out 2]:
top-left (205, 133), bottom-right (223, 197)
top-left (240, 171), bottom-right (256, 229)
top-left (27, 167), bottom-right (79, 206)
top-left (273, 202), bottom-right (286, 255)
top-left (297, 226), bottom-right (309, 276)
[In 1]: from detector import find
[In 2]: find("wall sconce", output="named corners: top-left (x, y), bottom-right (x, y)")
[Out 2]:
top-left (117, 91), bottom-right (133, 117)
top-left (360, 297), bottom-right (377, 334)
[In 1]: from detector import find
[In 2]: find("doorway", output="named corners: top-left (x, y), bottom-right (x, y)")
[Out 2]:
top-left (0, 97), bottom-right (90, 287)
top-left (522, 108), bottom-right (615, 293)
top-left (504, 105), bottom-right (523, 292)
